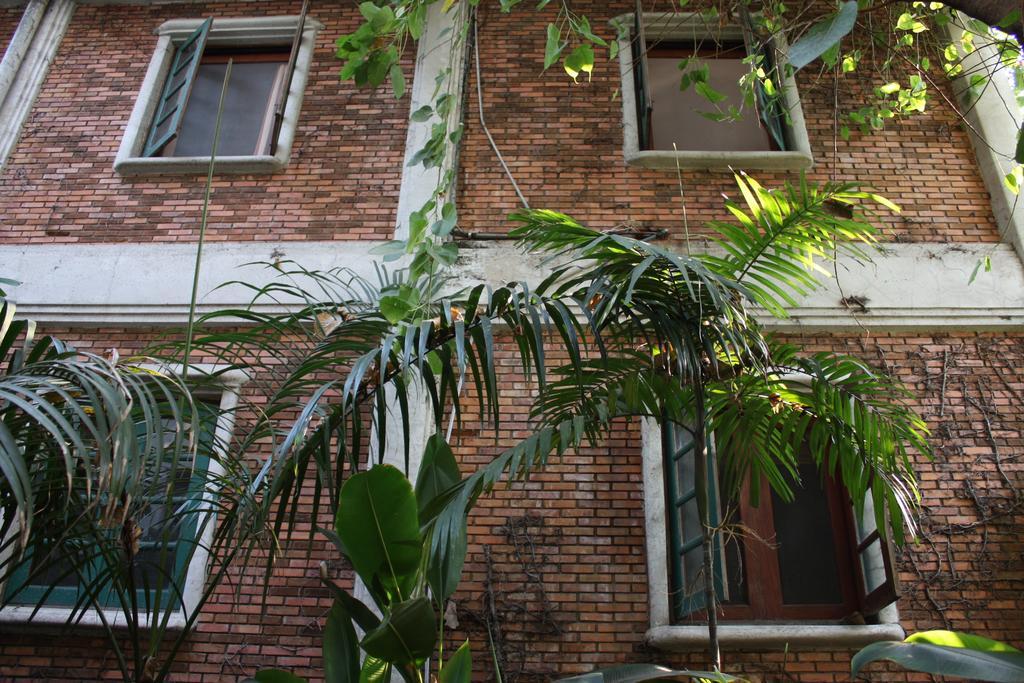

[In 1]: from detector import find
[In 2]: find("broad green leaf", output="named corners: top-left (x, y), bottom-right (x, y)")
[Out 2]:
top-left (852, 640), bottom-right (1024, 682)
top-left (390, 64), bottom-right (406, 99)
top-left (360, 597), bottom-right (437, 665)
top-left (1016, 122), bottom-right (1024, 164)
top-left (906, 630), bottom-right (1022, 653)
top-left (336, 465), bottom-right (422, 599)
top-left (410, 105), bottom-right (433, 122)
top-left (1005, 165), bottom-right (1023, 194)
top-left (544, 23), bottom-right (563, 70)
top-left (415, 434), bottom-right (461, 516)
top-left (439, 640), bottom-right (472, 683)
top-left (787, 1), bottom-right (858, 70)
top-left (380, 295), bottom-right (414, 324)
top-left (695, 80), bottom-right (727, 104)
top-left (324, 603), bottom-right (360, 683)
top-left (359, 657), bottom-right (391, 683)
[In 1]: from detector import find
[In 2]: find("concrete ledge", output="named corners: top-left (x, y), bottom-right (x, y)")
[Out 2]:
top-left (0, 605), bottom-right (187, 632)
top-left (646, 623), bottom-right (905, 652)
top-left (114, 154), bottom-right (285, 176)
top-left (626, 149), bottom-right (813, 172)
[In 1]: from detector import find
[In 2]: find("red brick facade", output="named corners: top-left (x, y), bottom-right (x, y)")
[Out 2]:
top-left (0, 2), bottom-right (410, 245)
top-left (0, 1), bottom-right (1021, 682)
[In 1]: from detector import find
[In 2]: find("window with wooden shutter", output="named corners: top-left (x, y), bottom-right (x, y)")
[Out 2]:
top-left (142, 18), bottom-right (213, 158)
top-left (663, 422), bottom-right (726, 620)
top-left (615, 12), bottom-right (812, 170)
top-left (631, 10), bottom-right (653, 151)
top-left (3, 402), bottom-right (217, 611)
top-left (664, 429), bottom-right (897, 623)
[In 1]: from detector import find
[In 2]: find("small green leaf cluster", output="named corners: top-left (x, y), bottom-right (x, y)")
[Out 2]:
top-left (336, 1), bottom-right (434, 99)
top-left (544, 11), bottom-right (608, 82)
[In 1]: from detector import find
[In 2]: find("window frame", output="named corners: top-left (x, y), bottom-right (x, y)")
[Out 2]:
top-left (114, 16), bottom-right (323, 176)
top-left (0, 366), bottom-right (246, 631)
top-left (614, 12), bottom-right (813, 171)
top-left (640, 418), bottom-right (905, 651)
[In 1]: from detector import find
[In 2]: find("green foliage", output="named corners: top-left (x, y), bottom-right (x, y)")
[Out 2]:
top-left (0, 288), bottom-right (266, 683)
top-left (787, 0), bottom-right (858, 70)
top-left (336, 465), bottom-right (422, 601)
top-left (853, 631), bottom-right (1024, 681)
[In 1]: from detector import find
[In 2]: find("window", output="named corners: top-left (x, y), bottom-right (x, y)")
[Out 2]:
top-left (640, 418), bottom-right (905, 650)
top-left (0, 369), bottom-right (245, 630)
top-left (2, 407), bottom-right (214, 613)
top-left (115, 15), bottom-right (323, 175)
top-left (664, 424), bottom-right (898, 624)
top-left (615, 12), bottom-right (812, 170)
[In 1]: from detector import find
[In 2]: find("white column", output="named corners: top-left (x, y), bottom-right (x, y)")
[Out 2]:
top-left (0, 0), bottom-right (75, 170)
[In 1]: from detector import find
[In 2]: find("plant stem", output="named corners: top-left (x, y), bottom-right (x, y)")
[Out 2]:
top-left (692, 377), bottom-right (721, 670)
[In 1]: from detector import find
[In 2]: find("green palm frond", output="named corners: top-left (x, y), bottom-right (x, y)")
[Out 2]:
top-left (701, 172), bottom-right (898, 317)
top-left (707, 342), bottom-right (928, 542)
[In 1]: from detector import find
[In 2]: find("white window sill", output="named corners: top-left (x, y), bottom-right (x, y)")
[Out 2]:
top-left (625, 149), bottom-right (813, 172)
top-left (646, 623), bottom-right (905, 652)
top-left (114, 154), bottom-right (286, 176)
top-left (0, 605), bottom-right (188, 632)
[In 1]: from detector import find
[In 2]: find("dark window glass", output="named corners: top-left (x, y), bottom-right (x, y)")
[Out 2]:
top-left (771, 463), bottom-right (845, 605)
top-left (169, 55), bottom-right (286, 157)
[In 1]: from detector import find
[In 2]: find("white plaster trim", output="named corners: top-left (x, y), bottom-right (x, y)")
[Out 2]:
top-left (642, 418), bottom-right (671, 629)
top-left (945, 17), bottom-right (1024, 261)
top-left (3, 241), bottom-right (1024, 329)
top-left (0, 367), bottom-right (248, 632)
top-left (0, 0), bottom-right (47, 106)
top-left (646, 623), bottom-right (905, 651)
top-left (113, 15), bottom-right (323, 176)
top-left (614, 12), bottom-right (813, 171)
top-left (0, 0), bottom-right (74, 171)
top-left (393, 1), bottom-right (469, 240)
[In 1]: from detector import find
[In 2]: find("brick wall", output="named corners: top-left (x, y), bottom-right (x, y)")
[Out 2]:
top-left (0, 1), bottom-right (410, 245)
top-left (1, 327), bottom-right (1020, 681)
top-left (0, 8), bottom-right (20, 55)
top-left (455, 1), bottom-right (1000, 244)
top-left (0, 0), bottom-right (1020, 681)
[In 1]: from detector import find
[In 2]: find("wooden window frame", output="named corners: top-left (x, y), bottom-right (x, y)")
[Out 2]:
top-left (665, 423), bottom-right (899, 625)
top-left (157, 47), bottom-right (291, 159)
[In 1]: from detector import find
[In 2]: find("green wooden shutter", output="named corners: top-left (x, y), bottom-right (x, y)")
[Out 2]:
top-left (755, 42), bottom-right (787, 150)
top-left (142, 18), bottom-right (213, 157)
top-left (663, 422), bottom-right (725, 620)
top-left (632, 8), bottom-right (652, 150)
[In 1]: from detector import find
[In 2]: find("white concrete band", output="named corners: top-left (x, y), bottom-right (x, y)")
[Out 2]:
top-left (0, 0), bottom-right (74, 171)
top-left (3, 240), bottom-right (1023, 329)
